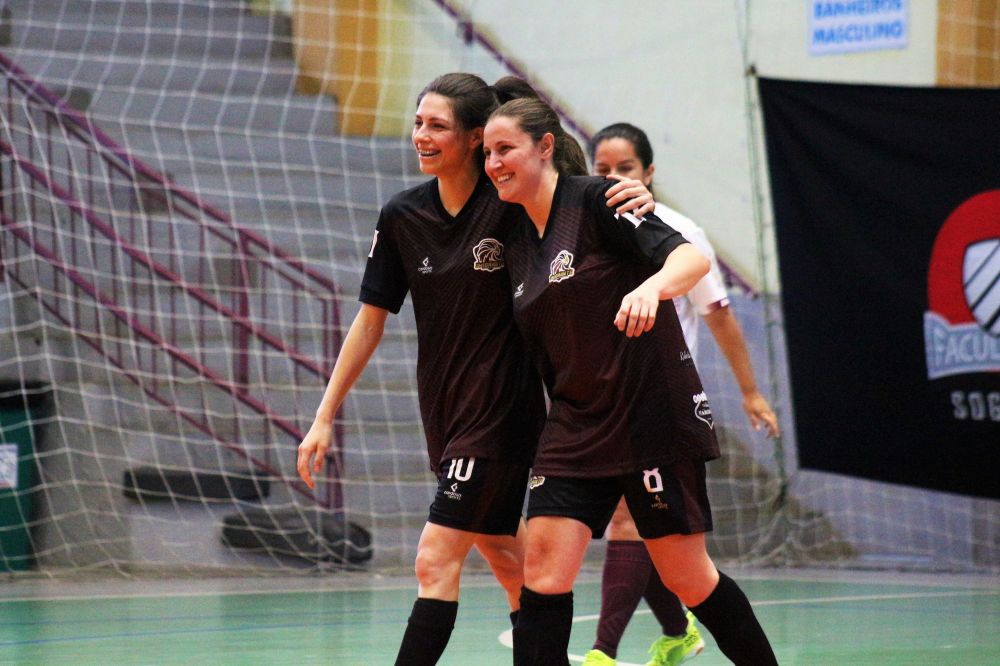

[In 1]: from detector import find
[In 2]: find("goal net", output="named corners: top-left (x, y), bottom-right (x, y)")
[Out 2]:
top-left (0, 0), bottom-right (995, 578)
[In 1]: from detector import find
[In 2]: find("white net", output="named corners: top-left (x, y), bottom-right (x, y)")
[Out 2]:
top-left (0, 0), bottom-right (996, 578)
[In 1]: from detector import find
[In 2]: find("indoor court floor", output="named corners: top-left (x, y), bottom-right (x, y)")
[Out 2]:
top-left (0, 568), bottom-right (997, 665)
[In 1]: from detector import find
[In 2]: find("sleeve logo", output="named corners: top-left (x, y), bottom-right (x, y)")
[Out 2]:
top-left (472, 238), bottom-right (505, 272)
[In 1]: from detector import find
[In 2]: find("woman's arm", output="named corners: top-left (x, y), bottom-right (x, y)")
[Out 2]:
top-left (613, 243), bottom-right (710, 338)
top-left (703, 307), bottom-right (780, 436)
top-left (296, 303), bottom-right (389, 488)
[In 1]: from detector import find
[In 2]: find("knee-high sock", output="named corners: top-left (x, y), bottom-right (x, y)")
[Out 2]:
top-left (592, 540), bottom-right (652, 657)
top-left (642, 566), bottom-right (689, 637)
top-left (393, 597), bottom-right (458, 666)
top-left (688, 571), bottom-right (778, 666)
top-left (513, 586), bottom-right (573, 666)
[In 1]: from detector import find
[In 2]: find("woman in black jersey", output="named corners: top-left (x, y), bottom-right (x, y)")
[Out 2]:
top-left (295, 73), bottom-right (653, 666)
top-left (483, 98), bottom-right (778, 666)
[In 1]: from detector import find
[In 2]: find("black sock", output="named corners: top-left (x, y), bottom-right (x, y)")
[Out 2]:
top-left (394, 597), bottom-right (458, 666)
top-left (510, 609), bottom-right (519, 627)
top-left (688, 572), bottom-right (778, 666)
top-left (513, 586), bottom-right (573, 666)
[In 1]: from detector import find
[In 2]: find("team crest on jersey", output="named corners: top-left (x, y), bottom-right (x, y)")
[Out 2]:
top-left (548, 250), bottom-right (576, 283)
top-left (472, 238), bottom-right (505, 272)
top-left (692, 391), bottom-right (714, 429)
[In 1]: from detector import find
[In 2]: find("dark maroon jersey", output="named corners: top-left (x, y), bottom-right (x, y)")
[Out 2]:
top-left (505, 175), bottom-right (720, 477)
top-left (360, 174), bottom-right (544, 470)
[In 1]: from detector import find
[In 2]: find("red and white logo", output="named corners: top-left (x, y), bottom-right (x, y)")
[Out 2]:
top-left (924, 190), bottom-right (1000, 380)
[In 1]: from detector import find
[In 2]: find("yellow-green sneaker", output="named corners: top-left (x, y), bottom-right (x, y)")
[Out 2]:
top-left (645, 611), bottom-right (705, 666)
top-left (582, 648), bottom-right (616, 666)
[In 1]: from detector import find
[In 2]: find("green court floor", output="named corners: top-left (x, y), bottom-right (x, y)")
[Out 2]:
top-left (0, 569), bottom-right (997, 664)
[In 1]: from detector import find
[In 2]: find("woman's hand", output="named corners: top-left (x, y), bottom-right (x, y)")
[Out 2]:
top-left (615, 282), bottom-right (661, 337)
top-left (296, 420), bottom-right (334, 489)
top-left (742, 391), bottom-right (780, 438)
top-left (604, 174), bottom-right (655, 217)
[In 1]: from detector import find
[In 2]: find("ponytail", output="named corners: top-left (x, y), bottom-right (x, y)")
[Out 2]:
top-left (492, 75), bottom-right (540, 104)
top-left (556, 133), bottom-right (588, 177)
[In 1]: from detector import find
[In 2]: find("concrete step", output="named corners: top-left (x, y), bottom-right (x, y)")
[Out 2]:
top-left (7, 48), bottom-right (300, 97)
top-left (117, 129), bottom-right (423, 178)
top-left (6, 0), bottom-right (262, 23)
top-left (165, 166), bottom-right (410, 207)
top-left (7, 7), bottom-right (291, 59)
top-left (84, 87), bottom-right (336, 134)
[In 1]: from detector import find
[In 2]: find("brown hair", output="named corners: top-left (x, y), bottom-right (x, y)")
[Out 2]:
top-left (417, 73), bottom-right (542, 170)
top-left (417, 72), bottom-right (495, 133)
top-left (488, 97), bottom-right (587, 176)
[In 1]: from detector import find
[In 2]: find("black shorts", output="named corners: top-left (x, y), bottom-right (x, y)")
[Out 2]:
top-left (427, 456), bottom-right (530, 537)
top-left (525, 460), bottom-right (713, 539)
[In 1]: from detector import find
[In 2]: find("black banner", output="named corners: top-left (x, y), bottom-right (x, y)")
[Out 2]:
top-left (759, 78), bottom-right (1000, 498)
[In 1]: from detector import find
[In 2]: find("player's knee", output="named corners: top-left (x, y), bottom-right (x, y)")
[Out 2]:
top-left (413, 544), bottom-right (463, 587)
top-left (522, 551), bottom-right (572, 594)
top-left (655, 562), bottom-right (717, 606)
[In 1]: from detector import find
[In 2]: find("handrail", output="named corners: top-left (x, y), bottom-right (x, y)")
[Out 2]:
top-left (0, 138), bottom-right (325, 376)
top-left (0, 51), bottom-right (345, 510)
top-left (0, 208), bottom-right (320, 501)
top-left (0, 50), bottom-right (340, 303)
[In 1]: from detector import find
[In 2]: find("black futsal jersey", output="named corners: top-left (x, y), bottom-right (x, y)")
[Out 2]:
top-left (505, 175), bottom-right (721, 478)
top-left (360, 174), bottom-right (545, 471)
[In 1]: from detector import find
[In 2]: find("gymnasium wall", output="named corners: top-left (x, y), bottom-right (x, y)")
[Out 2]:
top-left (301, 0), bottom-right (953, 290)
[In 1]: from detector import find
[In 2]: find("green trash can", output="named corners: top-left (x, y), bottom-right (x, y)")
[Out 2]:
top-left (0, 382), bottom-right (49, 572)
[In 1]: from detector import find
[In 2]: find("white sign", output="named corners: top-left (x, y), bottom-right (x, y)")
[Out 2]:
top-left (809, 0), bottom-right (908, 56)
top-left (0, 444), bottom-right (18, 489)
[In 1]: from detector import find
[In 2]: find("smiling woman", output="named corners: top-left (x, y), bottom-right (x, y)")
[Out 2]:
top-left (295, 73), bottom-right (654, 666)
top-left (483, 98), bottom-right (778, 665)
top-left (296, 72), bottom-right (546, 666)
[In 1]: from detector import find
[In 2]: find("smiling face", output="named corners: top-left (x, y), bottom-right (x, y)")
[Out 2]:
top-left (412, 92), bottom-right (482, 179)
top-left (483, 115), bottom-right (554, 205)
top-left (592, 136), bottom-right (654, 187)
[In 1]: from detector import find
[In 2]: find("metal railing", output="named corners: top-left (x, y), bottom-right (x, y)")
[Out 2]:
top-left (0, 51), bottom-right (345, 510)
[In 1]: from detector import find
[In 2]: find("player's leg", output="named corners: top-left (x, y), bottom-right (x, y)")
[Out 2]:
top-left (474, 518), bottom-right (526, 613)
top-left (514, 516), bottom-right (589, 666)
top-left (645, 534), bottom-right (773, 665)
top-left (395, 521), bottom-right (477, 666)
top-left (515, 476), bottom-right (621, 666)
top-left (470, 459), bottom-right (533, 614)
top-left (589, 502), bottom-right (702, 666)
top-left (629, 461), bottom-right (777, 666)
top-left (396, 456), bottom-right (517, 666)
top-left (585, 499), bottom-right (650, 665)
top-left (642, 572), bottom-right (704, 666)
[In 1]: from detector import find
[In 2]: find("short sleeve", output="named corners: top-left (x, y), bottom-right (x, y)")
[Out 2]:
top-left (359, 207), bottom-right (409, 314)
top-left (590, 179), bottom-right (688, 266)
